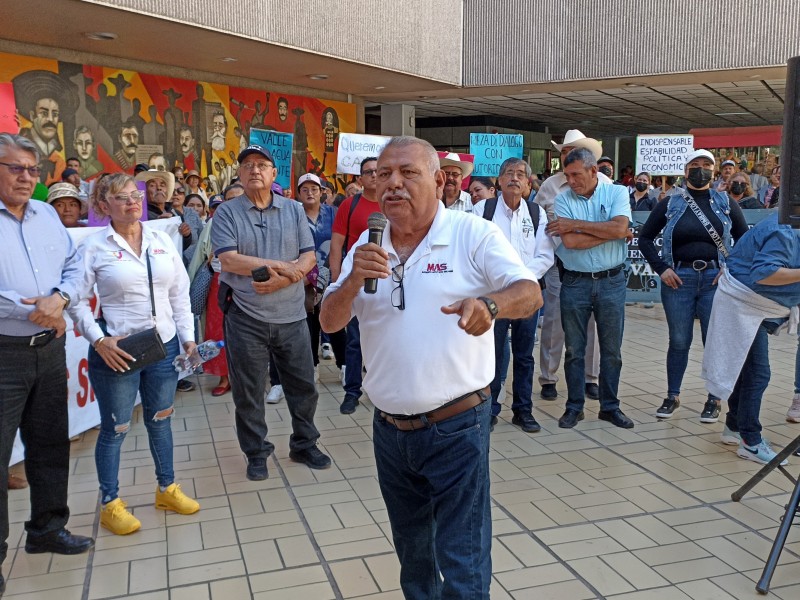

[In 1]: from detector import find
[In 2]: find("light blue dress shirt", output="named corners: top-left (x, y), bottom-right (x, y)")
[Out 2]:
top-left (554, 181), bottom-right (631, 272)
top-left (0, 199), bottom-right (82, 335)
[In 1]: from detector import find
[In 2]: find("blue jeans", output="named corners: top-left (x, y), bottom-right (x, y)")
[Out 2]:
top-left (344, 317), bottom-right (363, 399)
top-left (499, 328), bottom-right (511, 386)
top-left (725, 323), bottom-right (770, 446)
top-left (560, 270), bottom-right (626, 412)
top-left (89, 335), bottom-right (180, 504)
top-left (661, 266), bottom-right (719, 399)
top-left (491, 312), bottom-right (539, 417)
top-left (794, 334), bottom-right (800, 394)
top-left (373, 396), bottom-right (492, 599)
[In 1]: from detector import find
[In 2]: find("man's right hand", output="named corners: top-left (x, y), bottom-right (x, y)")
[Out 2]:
top-left (347, 243), bottom-right (391, 288)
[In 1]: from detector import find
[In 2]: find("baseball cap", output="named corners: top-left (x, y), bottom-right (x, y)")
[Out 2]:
top-left (237, 144), bottom-right (275, 164)
top-left (721, 159), bottom-right (736, 168)
top-left (684, 149), bottom-right (716, 167)
top-left (61, 168), bottom-right (79, 180)
top-left (598, 156), bottom-right (615, 165)
top-left (297, 173), bottom-right (322, 189)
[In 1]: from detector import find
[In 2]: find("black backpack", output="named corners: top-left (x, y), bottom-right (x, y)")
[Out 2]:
top-left (481, 197), bottom-right (540, 235)
top-left (481, 197), bottom-right (545, 289)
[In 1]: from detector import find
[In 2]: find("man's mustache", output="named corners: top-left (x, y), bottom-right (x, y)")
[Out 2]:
top-left (41, 121), bottom-right (57, 130)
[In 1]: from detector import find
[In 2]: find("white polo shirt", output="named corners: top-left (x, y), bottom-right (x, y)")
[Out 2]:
top-left (69, 224), bottom-right (194, 346)
top-left (325, 203), bottom-right (536, 415)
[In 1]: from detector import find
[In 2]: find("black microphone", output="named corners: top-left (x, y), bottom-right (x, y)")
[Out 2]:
top-left (365, 212), bottom-right (388, 294)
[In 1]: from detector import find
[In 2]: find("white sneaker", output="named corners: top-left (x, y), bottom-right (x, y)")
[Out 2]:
top-left (737, 438), bottom-right (788, 466)
top-left (787, 393), bottom-right (800, 423)
top-left (340, 366), bottom-right (346, 386)
top-left (720, 425), bottom-right (741, 446)
top-left (266, 384), bottom-right (284, 404)
top-left (321, 343), bottom-right (333, 360)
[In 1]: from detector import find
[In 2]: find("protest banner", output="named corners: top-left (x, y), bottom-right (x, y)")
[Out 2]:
top-left (469, 133), bottom-right (524, 177)
top-left (635, 134), bottom-right (695, 176)
top-left (248, 129), bottom-right (294, 191)
top-left (336, 133), bottom-right (391, 175)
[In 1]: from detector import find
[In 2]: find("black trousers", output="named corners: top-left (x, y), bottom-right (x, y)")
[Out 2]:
top-left (224, 304), bottom-right (321, 457)
top-left (306, 304), bottom-right (346, 368)
top-left (0, 335), bottom-right (71, 564)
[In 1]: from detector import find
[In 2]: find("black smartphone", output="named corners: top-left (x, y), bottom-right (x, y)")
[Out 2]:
top-left (251, 266), bottom-right (270, 282)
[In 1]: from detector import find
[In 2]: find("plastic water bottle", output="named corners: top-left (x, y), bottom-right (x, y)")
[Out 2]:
top-left (173, 340), bottom-right (225, 377)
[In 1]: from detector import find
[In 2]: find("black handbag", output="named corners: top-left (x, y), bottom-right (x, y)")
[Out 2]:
top-left (116, 252), bottom-right (167, 371)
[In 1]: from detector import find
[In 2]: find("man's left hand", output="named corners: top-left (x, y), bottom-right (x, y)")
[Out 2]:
top-left (273, 262), bottom-right (305, 283)
top-left (441, 298), bottom-right (493, 336)
top-left (22, 293), bottom-right (67, 331)
top-left (545, 217), bottom-right (576, 237)
top-left (252, 269), bottom-right (291, 294)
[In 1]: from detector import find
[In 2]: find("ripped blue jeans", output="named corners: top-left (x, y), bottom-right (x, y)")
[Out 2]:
top-left (89, 335), bottom-right (179, 504)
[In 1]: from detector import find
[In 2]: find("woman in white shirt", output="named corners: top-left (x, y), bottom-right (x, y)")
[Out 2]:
top-left (70, 173), bottom-right (200, 536)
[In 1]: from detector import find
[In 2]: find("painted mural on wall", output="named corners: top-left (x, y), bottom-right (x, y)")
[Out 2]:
top-left (0, 51), bottom-right (357, 194)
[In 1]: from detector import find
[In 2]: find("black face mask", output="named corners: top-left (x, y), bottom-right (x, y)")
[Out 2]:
top-left (686, 167), bottom-right (713, 188)
top-left (598, 166), bottom-right (613, 178)
top-left (729, 182), bottom-right (746, 195)
top-left (635, 182), bottom-right (648, 192)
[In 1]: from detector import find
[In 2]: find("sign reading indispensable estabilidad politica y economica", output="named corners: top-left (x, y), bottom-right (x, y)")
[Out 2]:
top-left (635, 134), bottom-right (695, 176)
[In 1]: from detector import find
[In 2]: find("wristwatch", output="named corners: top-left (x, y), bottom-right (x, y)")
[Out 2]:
top-left (54, 289), bottom-right (71, 306)
top-left (477, 296), bottom-right (499, 320)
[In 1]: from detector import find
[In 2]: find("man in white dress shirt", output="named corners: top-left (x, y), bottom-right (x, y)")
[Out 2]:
top-left (439, 152), bottom-right (475, 213)
top-left (473, 157), bottom-right (554, 432)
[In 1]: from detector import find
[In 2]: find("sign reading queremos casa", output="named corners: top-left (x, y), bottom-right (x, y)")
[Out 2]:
top-left (0, 51), bottom-right (357, 193)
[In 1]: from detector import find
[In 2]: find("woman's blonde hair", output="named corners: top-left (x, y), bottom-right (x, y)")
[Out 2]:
top-left (90, 173), bottom-right (135, 217)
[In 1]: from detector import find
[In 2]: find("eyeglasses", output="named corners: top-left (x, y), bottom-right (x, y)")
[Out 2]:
top-left (391, 263), bottom-right (405, 311)
top-left (0, 162), bottom-right (41, 177)
top-left (240, 162), bottom-right (274, 172)
top-left (361, 169), bottom-right (378, 177)
top-left (109, 191), bottom-right (145, 204)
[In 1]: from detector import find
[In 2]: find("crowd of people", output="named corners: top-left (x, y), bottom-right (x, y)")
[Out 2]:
top-left (1, 126), bottom-right (799, 598)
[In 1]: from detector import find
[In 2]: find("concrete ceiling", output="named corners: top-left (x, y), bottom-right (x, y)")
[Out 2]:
top-left (2, 0), bottom-right (788, 138)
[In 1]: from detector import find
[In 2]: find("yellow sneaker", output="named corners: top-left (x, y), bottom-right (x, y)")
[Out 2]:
top-left (155, 483), bottom-right (200, 515)
top-left (100, 498), bottom-right (141, 535)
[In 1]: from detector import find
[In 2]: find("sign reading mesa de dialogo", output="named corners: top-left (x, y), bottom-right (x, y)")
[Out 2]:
top-left (469, 133), bottom-right (524, 177)
top-left (635, 134), bottom-right (695, 176)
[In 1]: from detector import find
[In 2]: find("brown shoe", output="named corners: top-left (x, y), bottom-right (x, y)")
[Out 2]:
top-left (8, 474), bottom-right (28, 490)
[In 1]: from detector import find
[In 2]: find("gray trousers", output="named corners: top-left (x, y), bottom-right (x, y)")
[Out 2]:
top-left (538, 265), bottom-right (600, 386)
top-left (224, 303), bottom-right (320, 458)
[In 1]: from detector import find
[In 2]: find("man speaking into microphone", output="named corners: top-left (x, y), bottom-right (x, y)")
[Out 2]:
top-left (320, 136), bottom-right (541, 599)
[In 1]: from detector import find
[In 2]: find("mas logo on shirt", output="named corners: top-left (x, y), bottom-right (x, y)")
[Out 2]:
top-left (422, 262), bottom-right (453, 274)
top-left (108, 251), bottom-right (123, 260)
top-left (151, 248), bottom-right (167, 255)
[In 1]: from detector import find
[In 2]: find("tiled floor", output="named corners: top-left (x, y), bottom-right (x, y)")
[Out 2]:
top-left (4, 305), bottom-right (800, 599)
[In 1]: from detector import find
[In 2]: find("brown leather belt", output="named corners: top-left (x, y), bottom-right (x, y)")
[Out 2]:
top-left (380, 387), bottom-right (489, 431)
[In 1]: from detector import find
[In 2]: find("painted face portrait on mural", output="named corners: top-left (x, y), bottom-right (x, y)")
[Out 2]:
top-left (3, 51), bottom-right (356, 187)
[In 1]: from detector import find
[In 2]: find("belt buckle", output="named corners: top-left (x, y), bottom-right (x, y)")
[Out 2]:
top-left (591, 271), bottom-right (601, 280)
top-left (29, 332), bottom-right (46, 346)
top-left (692, 260), bottom-right (707, 271)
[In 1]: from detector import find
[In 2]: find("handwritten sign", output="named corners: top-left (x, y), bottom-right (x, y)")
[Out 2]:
top-left (469, 133), bottom-right (524, 177)
top-left (636, 134), bottom-right (695, 176)
top-left (248, 129), bottom-right (294, 191)
top-left (336, 133), bottom-right (391, 175)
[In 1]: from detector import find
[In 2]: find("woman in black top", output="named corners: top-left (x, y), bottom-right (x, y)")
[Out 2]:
top-left (638, 151), bottom-right (748, 425)
top-left (726, 172), bottom-right (761, 210)
top-left (630, 172), bottom-right (657, 211)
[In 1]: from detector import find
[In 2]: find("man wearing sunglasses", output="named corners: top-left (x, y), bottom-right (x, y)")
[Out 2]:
top-left (0, 134), bottom-right (94, 595)
top-left (321, 136), bottom-right (541, 599)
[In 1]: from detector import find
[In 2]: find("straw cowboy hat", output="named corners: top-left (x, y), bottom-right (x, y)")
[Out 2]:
top-left (135, 169), bottom-right (175, 200)
top-left (439, 152), bottom-right (474, 178)
top-left (551, 129), bottom-right (603, 161)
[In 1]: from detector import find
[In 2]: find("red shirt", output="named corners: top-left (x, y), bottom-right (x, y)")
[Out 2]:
top-left (332, 194), bottom-right (381, 251)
